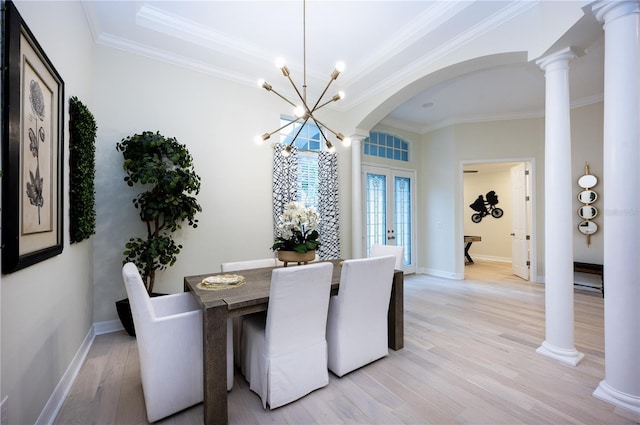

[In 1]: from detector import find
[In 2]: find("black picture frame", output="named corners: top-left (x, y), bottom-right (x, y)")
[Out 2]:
top-left (2, 1), bottom-right (64, 273)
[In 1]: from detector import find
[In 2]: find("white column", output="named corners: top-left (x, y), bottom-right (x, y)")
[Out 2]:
top-left (351, 137), bottom-right (364, 259)
top-left (592, 0), bottom-right (640, 414)
top-left (535, 47), bottom-right (585, 366)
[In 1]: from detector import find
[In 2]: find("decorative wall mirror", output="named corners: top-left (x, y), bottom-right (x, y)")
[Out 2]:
top-left (578, 174), bottom-right (598, 189)
top-left (577, 162), bottom-right (598, 246)
top-left (578, 220), bottom-right (598, 235)
top-left (578, 190), bottom-right (598, 204)
top-left (577, 205), bottom-right (598, 219)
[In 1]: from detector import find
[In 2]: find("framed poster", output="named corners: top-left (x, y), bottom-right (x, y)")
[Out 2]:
top-left (2, 1), bottom-right (64, 273)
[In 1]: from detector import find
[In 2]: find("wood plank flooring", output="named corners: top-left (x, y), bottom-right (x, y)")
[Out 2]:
top-left (54, 260), bottom-right (640, 424)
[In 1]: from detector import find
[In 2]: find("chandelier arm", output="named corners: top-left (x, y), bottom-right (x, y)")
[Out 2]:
top-left (284, 74), bottom-right (312, 113)
top-left (269, 86), bottom-right (299, 108)
top-left (287, 116), bottom-right (310, 147)
top-left (314, 96), bottom-right (340, 112)
top-left (309, 116), bottom-right (331, 144)
top-left (310, 78), bottom-right (336, 112)
top-left (265, 118), bottom-right (303, 140)
top-left (311, 117), bottom-right (341, 139)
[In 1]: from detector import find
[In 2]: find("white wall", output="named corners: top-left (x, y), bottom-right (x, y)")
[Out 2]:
top-left (1, 2), bottom-right (95, 424)
top-left (419, 126), bottom-right (458, 277)
top-left (463, 168), bottom-right (514, 261)
top-left (91, 45), bottom-right (355, 322)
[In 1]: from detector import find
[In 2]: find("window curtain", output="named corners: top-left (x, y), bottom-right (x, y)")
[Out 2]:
top-left (272, 144), bottom-right (298, 236)
top-left (317, 151), bottom-right (340, 259)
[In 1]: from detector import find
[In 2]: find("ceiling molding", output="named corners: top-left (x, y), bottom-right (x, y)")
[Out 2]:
top-left (381, 92), bottom-right (604, 135)
top-left (95, 33), bottom-right (255, 87)
top-left (135, 4), bottom-right (272, 66)
top-left (342, 1), bottom-right (473, 86)
top-left (341, 1), bottom-right (538, 110)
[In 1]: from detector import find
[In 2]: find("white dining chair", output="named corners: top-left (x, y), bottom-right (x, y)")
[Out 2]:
top-left (326, 255), bottom-right (396, 377)
top-left (241, 262), bottom-right (333, 409)
top-left (221, 257), bottom-right (277, 373)
top-left (370, 243), bottom-right (404, 270)
top-left (221, 258), bottom-right (276, 272)
top-left (122, 263), bottom-right (214, 422)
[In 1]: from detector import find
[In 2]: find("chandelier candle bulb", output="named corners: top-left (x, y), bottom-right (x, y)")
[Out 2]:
top-left (258, 79), bottom-right (272, 91)
top-left (294, 105), bottom-right (306, 118)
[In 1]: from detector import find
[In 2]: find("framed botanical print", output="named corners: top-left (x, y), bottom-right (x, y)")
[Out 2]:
top-left (2, 1), bottom-right (64, 273)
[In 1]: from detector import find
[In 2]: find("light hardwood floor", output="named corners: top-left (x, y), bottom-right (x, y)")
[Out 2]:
top-left (54, 260), bottom-right (639, 425)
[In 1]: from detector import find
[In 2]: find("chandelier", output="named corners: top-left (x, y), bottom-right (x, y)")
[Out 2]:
top-left (256, 0), bottom-right (351, 157)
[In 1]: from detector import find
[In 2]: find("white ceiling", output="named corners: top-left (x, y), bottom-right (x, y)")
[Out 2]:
top-left (82, 0), bottom-right (604, 134)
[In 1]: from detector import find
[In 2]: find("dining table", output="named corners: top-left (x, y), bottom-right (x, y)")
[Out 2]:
top-left (183, 258), bottom-right (404, 425)
top-left (464, 235), bottom-right (482, 264)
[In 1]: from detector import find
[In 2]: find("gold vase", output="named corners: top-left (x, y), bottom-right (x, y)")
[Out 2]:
top-left (277, 249), bottom-right (315, 267)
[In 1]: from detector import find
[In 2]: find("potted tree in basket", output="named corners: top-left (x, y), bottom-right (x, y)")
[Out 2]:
top-left (115, 131), bottom-right (202, 336)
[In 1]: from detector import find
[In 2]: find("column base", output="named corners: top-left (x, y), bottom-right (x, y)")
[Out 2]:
top-left (536, 341), bottom-right (584, 366)
top-left (593, 380), bottom-right (640, 416)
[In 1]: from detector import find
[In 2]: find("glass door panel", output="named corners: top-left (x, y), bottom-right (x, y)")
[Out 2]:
top-left (394, 176), bottom-right (412, 268)
top-left (366, 173), bottom-right (387, 251)
top-left (363, 166), bottom-right (416, 273)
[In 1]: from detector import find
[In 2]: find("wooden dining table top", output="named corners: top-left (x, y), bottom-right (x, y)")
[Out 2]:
top-left (183, 259), bottom-right (344, 316)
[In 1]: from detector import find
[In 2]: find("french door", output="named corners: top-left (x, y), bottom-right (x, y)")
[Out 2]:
top-left (363, 166), bottom-right (416, 274)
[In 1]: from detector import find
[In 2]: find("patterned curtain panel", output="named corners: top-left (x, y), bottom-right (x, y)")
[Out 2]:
top-left (272, 144), bottom-right (298, 236)
top-left (317, 151), bottom-right (340, 259)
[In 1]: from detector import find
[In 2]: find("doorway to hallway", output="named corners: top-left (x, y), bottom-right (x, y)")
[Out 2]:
top-left (462, 160), bottom-right (534, 281)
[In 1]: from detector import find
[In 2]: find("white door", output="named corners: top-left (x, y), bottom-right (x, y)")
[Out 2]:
top-left (510, 163), bottom-right (529, 280)
top-left (363, 166), bottom-right (416, 274)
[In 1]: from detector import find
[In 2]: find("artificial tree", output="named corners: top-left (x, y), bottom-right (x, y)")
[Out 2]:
top-left (116, 131), bottom-right (202, 294)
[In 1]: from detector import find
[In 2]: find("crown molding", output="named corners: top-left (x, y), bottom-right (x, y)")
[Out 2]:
top-left (342, 1), bottom-right (538, 110)
top-left (95, 33), bottom-right (255, 86)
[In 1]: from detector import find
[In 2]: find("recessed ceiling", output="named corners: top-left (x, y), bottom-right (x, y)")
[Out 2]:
top-left (82, 0), bottom-right (604, 134)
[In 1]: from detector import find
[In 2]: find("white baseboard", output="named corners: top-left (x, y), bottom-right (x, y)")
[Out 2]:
top-left (35, 326), bottom-right (95, 425)
top-left (94, 319), bottom-right (124, 335)
top-left (417, 267), bottom-right (461, 280)
top-left (35, 320), bottom-right (124, 425)
top-left (472, 255), bottom-right (512, 263)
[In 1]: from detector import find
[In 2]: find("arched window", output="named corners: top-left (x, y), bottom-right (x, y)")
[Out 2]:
top-left (279, 117), bottom-right (327, 209)
top-left (364, 132), bottom-right (409, 162)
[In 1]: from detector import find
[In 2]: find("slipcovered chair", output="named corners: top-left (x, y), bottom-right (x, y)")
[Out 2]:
top-left (370, 243), bottom-right (404, 270)
top-left (241, 262), bottom-right (333, 409)
top-left (326, 256), bottom-right (396, 377)
top-left (221, 258), bottom-right (276, 272)
top-left (122, 263), bottom-right (221, 422)
top-left (221, 258), bottom-right (277, 369)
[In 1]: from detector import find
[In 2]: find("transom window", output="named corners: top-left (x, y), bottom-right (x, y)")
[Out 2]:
top-left (364, 132), bottom-right (409, 162)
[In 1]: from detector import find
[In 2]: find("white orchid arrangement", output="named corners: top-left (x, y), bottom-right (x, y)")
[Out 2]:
top-left (272, 202), bottom-right (321, 253)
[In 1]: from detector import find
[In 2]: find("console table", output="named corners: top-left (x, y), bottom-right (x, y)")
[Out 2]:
top-left (573, 262), bottom-right (604, 297)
